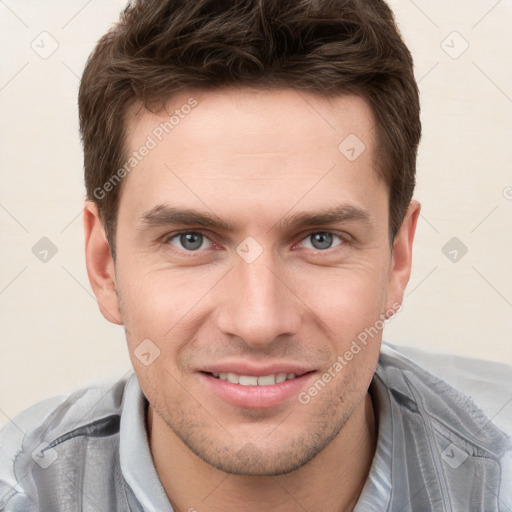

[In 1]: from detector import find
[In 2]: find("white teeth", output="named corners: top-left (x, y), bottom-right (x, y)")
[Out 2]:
top-left (213, 372), bottom-right (298, 385)
top-left (226, 373), bottom-right (239, 384)
top-left (275, 373), bottom-right (287, 383)
top-left (239, 375), bottom-right (258, 386)
top-left (257, 375), bottom-right (276, 386)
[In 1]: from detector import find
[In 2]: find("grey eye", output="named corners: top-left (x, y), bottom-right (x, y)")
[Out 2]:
top-left (300, 232), bottom-right (343, 251)
top-left (169, 232), bottom-right (210, 251)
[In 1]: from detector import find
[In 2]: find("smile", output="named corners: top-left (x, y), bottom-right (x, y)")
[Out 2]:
top-left (210, 372), bottom-right (297, 386)
top-left (200, 370), bottom-right (315, 408)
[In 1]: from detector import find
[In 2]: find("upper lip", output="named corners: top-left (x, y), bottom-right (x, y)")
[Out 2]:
top-left (199, 362), bottom-right (314, 377)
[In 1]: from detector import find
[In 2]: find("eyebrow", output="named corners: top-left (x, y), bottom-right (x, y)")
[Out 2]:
top-left (137, 203), bottom-right (372, 234)
top-left (137, 202), bottom-right (373, 236)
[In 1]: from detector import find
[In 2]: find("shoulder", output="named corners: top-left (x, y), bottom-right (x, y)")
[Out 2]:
top-left (375, 341), bottom-right (512, 510)
top-left (381, 341), bottom-right (512, 436)
top-left (0, 374), bottom-right (133, 511)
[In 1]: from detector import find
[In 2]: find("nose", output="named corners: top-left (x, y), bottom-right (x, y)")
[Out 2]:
top-left (215, 249), bottom-right (303, 348)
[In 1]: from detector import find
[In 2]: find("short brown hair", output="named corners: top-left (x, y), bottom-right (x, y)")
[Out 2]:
top-left (79, 0), bottom-right (421, 257)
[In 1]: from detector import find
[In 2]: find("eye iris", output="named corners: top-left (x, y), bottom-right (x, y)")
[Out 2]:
top-left (311, 232), bottom-right (333, 250)
top-left (176, 233), bottom-right (336, 251)
top-left (180, 233), bottom-right (203, 250)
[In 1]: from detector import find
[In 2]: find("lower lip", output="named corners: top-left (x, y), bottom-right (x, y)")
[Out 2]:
top-left (199, 372), bottom-right (315, 409)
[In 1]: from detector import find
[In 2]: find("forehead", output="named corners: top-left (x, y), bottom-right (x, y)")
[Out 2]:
top-left (118, 88), bottom-right (384, 228)
top-left (125, 88), bottom-right (377, 161)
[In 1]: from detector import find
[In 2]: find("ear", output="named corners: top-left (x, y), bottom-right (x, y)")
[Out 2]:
top-left (83, 200), bottom-right (123, 325)
top-left (385, 200), bottom-right (421, 315)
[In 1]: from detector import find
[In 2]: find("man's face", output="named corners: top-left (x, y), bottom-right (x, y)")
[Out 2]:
top-left (95, 88), bottom-right (412, 475)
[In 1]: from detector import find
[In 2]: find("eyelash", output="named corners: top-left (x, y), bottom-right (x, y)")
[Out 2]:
top-left (161, 229), bottom-right (349, 255)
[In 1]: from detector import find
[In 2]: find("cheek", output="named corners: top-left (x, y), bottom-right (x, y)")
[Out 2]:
top-left (116, 265), bottom-right (218, 369)
top-left (117, 263), bottom-right (206, 321)
top-left (295, 263), bottom-right (389, 331)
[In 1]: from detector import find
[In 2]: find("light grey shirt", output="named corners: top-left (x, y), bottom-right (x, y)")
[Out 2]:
top-left (1, 342), bottom-right (511, 511)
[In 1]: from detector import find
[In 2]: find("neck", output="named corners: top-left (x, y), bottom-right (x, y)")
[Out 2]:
top-left (148, 392), bottom-right (376, 512)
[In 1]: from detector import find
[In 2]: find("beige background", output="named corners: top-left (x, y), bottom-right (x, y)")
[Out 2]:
top-left (1, 0), bottom-right (511, 428)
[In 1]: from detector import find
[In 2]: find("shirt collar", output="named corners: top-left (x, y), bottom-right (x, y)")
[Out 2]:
top-left (353, 370), bottom-right (393, 511)
top-left (120, 373), bottom-right (175, 512)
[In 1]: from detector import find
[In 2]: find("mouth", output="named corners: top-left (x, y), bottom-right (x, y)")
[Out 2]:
top-left (198, 369), bottom-right (316, 409)
top-left (204, 371), bottom-right (303, 386)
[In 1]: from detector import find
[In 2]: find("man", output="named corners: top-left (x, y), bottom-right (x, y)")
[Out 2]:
top-left (1, 0), bottom-right (511, 510)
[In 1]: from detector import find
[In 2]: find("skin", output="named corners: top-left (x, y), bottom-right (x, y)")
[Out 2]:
top-left (84, 88), bottom-right (420, 511)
